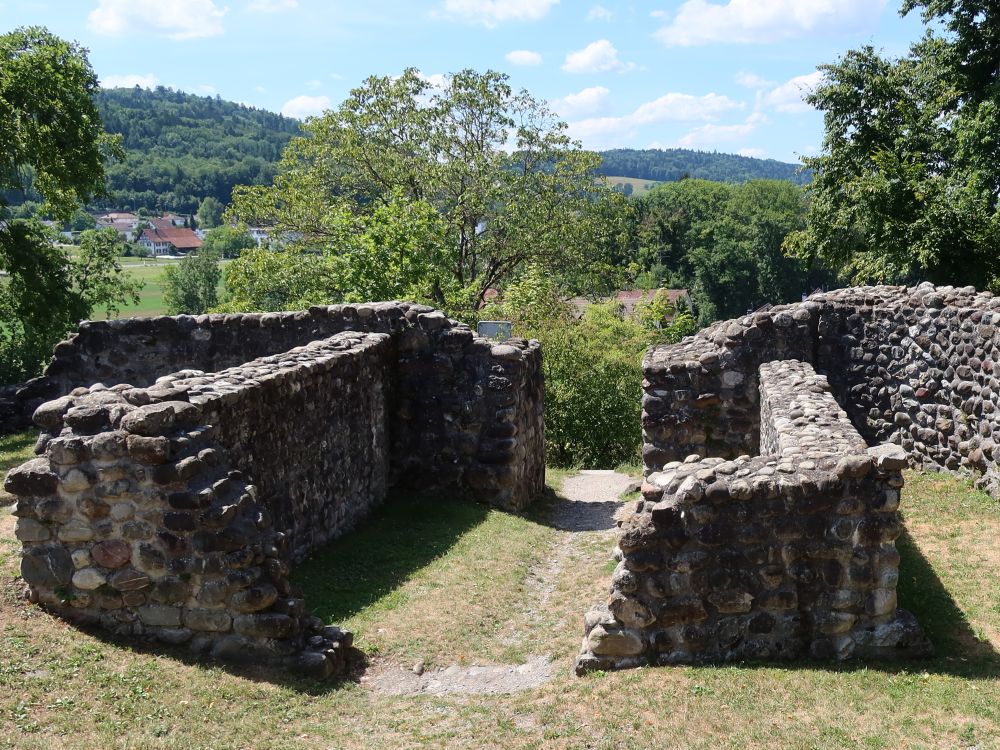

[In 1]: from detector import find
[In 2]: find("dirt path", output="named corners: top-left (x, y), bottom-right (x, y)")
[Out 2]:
top-left (364, 470), bottom-right (635, 696)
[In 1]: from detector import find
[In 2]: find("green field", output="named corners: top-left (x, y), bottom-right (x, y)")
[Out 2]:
top-left (92, 257), bottom-right (228, 319)
top-left (601, 174), bottom-right (664, 197)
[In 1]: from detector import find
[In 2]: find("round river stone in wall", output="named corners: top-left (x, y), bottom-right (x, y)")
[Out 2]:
top-left (91, 539), bottom-right (131, 568)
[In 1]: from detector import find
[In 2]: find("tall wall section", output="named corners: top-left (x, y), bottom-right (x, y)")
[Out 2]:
top-left (578, 359), bottom-right (930, 673)
top-left (643, 283), bottom-right (1000, 498)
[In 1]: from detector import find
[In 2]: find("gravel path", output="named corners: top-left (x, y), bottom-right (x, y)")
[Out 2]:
top-left (363, 470), bottom-right (635, 696)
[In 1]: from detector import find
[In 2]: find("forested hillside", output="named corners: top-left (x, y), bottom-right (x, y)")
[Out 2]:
top-left (93, 87), bottom-right (301, 213)
top-left (597, 148), bottom-right (809, 185)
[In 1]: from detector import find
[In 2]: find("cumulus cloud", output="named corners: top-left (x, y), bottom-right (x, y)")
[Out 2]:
top-left (566, 91), bottom-right (741, 145)
top-left (654, 0), bottom-right (888, 46)
top-left (505, 49), bottom-right (543, 66)
top-left (761, 70), bottom-right (823, 113)
top-left (562, 39), bottom-right (634, 74)
top-left (102, 72), bottom-right (160, 89)
top-left (551, 86), bottom-right (609, 117)
top-left (677, 112), bottom-right (766, 148)
top-left (734, 70), bottom-right (774, 89)
top-left (281, 94), bottom-right (331, 119)
top-left (88, 0), bottom-right (228, 39)
top-left (586, 4), bottom-right (612, 21)
top-left (437, 0), bottom-right (558, 26)
top-left (247, 0), bottom-right (297, 10)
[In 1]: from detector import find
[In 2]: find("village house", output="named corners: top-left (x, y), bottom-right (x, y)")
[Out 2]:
top-left (138, 216), bottom-right (203, 256)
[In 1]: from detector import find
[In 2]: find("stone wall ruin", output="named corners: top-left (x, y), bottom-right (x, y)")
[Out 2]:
top-left (4, 302), bottom-right (544, 678)
top-left (580, 281), bottom-right (1000, 672)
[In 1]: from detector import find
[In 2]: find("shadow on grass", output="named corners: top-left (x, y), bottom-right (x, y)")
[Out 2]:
top-left (893, 526), bottom-right (999, 675)
top-left (291, 490), bottom-right (490, 624)
top-left (18, 489), bottom-right (494, 695)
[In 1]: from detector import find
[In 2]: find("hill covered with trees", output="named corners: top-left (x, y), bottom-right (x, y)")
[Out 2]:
top-left (92, 87), bottom-right (301, 213)
top-left (597, 148), bottom-right (809, 185)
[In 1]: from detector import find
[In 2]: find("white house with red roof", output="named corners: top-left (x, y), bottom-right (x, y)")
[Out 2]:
top-left (138, 217), bottom-right (203, 256)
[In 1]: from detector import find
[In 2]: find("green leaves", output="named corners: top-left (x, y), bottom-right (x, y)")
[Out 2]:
top-left (794, 3), bottom-right (1000, 288)
top-left (161, 251), bottom-right (220, 315)
top-left (0, 28), bottom-right (135, 382)
top-left (225, 68), bottom-right (626, 314)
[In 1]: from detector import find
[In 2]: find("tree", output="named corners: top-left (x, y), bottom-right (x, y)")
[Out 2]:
top-left (200, 224), bottom-right (256, 258)
top-left (229, 68), bottom-right (629, 314)
top-left (196, 196), bottom-right (224, 228)
top-left (787, 1), bottom-right (1000, 288)
top-left (0, 27), bottom-right (134, 382)
top-left (161, 251), bottom-right (221, 315)
top-left (0, 226), bottom-right (141, 382)
top-left (633, 179), bottom-right (818, 323)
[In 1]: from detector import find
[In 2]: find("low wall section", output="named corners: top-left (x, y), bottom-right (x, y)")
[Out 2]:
top-left (577, 360), bottom-right (929, 673)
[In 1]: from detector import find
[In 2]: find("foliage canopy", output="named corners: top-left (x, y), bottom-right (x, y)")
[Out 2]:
top-left (227, 68), bottom-right (629, 315)
top-left (788, 0), bottom-right (1000, 288)
top-left (0, 28), bottom-right (138, 383)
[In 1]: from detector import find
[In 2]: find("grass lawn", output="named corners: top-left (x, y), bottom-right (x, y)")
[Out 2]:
top-left (91, 258), bottom-right (228, 319)
top-left (0, 452), bottom-right (997, 749)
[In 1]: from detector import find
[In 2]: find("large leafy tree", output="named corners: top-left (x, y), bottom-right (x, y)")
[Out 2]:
top-left (228, 68), bottom-right (628, 314)
top-left (787, 0), bottom-right (1000, 288)
top-left (634, 179), bottom-right (817, 323)
top-left (0, 27), bottom-right (136, 382)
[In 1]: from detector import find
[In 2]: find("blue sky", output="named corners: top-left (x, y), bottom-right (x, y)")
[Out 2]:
top-left (2, 0), bottom-right (927, 163)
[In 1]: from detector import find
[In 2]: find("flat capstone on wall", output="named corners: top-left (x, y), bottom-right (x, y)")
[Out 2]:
top-left (3, 302), bottom-right (544, 678)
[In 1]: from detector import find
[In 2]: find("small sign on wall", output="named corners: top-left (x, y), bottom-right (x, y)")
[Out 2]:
top-left (477, 320), bottom-right (512, 341)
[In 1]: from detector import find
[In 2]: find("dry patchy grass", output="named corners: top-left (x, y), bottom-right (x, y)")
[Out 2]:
top-left (0, 468), bottom-right (997, 749)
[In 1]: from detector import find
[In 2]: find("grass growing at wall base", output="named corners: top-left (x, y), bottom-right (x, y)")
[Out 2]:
top-left (0, 468), bottom-right (996, 749)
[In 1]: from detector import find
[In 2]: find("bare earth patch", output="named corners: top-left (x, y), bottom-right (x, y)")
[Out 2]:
top-left (364, 655), bottom-right (553, 695)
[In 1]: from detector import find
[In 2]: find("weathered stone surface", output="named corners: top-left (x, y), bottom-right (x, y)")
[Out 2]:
top-left (4, 303), bottom-right (545, 680)
top-left (4, 458), bottom-right (57, 496)
top-left (91, 540), bottom-right (131, 569)
top-left (21, 546), bottom-right (73, 588)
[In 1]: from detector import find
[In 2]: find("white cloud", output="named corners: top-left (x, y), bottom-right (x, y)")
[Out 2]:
top-left (196, 83), bottom-right (217, 94)
top-left (762, 70), bottom-right (823, 113)
top-left (677, 112), bottom-right (765, 148)
top-left (102, 73), bottom-right (159, 89)
top-left (562, 39), bottom-right (634, 74)
top-left (88, 0), bottom-right (228, 40)
top-left (247, 0), bottom-right (297, 11)
top-left (551, 86), bottom-right (609, 117)
top-left (281, 94), bottom-right (331, 119)
top-left (306, 79), bottom-right (322, 89)
top-left (735, 70), bottom-right (774, 89)
top-left (586, 4), bottom-right (612, 21)
top-left (505, 49), bottom-right (543, 66)
top-left (654, 0), bottom-right (888, 46)
top-left (737, 147), bottom-right (767, 158)
top-left (437, 0), bottom-right (558, 26)
top-left (567, 91), bottom-right (741, 145)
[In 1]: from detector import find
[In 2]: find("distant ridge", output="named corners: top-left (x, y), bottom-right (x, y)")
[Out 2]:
top-left (92, 87), bottom-right (301, 213)
top-left (596, 148), bottom-right (810, 186)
